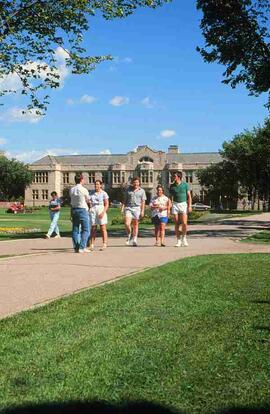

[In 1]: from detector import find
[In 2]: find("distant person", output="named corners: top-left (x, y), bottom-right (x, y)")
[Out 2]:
top-left (121, 176), bottom-right (146, 246)
top-left (70, 174), bottom-right (90, 253)
top-left (88, 179), bottom-right (109, 251)
top-left (45, 191), bottom-right (61, 239)
top-left (242, 199), bottom-right (247, 211)
top-left (169, 171), bottom-right (192, 247)
top-left (150, 185), bottom-right (171, 247)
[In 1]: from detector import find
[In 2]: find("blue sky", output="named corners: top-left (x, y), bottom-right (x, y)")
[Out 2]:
top-left (0, 1), bottom-right (268, 162)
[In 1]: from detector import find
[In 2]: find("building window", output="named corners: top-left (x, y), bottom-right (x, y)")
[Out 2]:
top-left (140, 171), bottom-right (149, 184)
top-left (32, 190), bottom-right (39, 200)
top-left (121, 172), bottom-right (125, 183)
top-left (42, 190), bottom-right (48, 200)
top-left (113, 171), bottom-right (121, 184)
top-left (63, 173), bottom-right (69, 184)
top-left (185, 171), bottom-right (193, 184)
top-left (101, 171), bottom-right (109, 184)
top-left (139, 156), bottom-right (154, 163)
top-left (89, 171), bottom-right (95, 184)
top-left (33, 172), bottom-right (48, 184)
top-left (149, 171), bottom-right (153, 183)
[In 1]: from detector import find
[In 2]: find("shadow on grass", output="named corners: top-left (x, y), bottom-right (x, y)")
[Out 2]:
top-left (2, 401), bottom-right (270, 414)
top-left (252, 300), bottom-right (270, 305)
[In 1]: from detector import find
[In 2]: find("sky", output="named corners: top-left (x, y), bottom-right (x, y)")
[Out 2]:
top-left (0, 1), bottom-right (269, 163)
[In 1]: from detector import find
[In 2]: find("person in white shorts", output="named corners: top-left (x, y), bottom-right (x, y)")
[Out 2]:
top-left (169, 171), bottom-right (192, 247)
top-left (88, 179), bottom-right (109, 251)
top-left (121, 176), bottom-right (146, 246)
top-left (150, 185), bottom-right (171, 247)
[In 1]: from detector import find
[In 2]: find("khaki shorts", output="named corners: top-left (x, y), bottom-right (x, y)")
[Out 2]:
top-left (124, 207), bottom-right (141, 220)
top-left (90, 205), bottom-right (108, 226)
top-left (172, 202), bottom-right (188, 215)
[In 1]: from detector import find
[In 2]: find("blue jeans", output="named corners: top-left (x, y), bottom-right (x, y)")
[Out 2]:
top-left (47, 211), bottom-right (60, 236)
top-left (71, 208), bottom-right (90, 251)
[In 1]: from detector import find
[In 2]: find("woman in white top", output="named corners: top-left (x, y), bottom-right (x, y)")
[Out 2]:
top-left (150, 185), bottom-right (171, 247)
top-left (88, 180), bottom-right (109, 251)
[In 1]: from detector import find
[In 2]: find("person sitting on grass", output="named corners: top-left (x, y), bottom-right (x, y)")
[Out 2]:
top-left (45, 191), bottom-right (61, 239)
top-left (150, 185), bottom-right (171, 247)
top-left (88, 179), bottom-right (109, 251)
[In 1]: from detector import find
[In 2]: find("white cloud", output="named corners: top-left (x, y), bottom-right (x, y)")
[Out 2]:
top-left (6, 147), bottom-right (79, 163)
top-left (0, 47), bottom-right (69, 95)
top-left (0, 137), bottom-right (7, 146)
top-left (0, 107), bottom-right (42, 124)
top-left (66, 98), bottom-right (75, 105)
top-left (99, 149), bottom-right (111, 155)
top-left (66, 95), bottom-right (97, 106)
top-left (160, 129), bottom-right (176, 139)
top-left (114, 56), bottom-right (133, 64)
top-left (0, 72), bottom-right (22, 94)
top-left (141, 96), bottom-right (156, 109)
top-left (80, 95), bottom-right (96, 104)
top-left (109, 96), bottom-right (129, 106)
top-left (122, 57), bottom-right (133, 64)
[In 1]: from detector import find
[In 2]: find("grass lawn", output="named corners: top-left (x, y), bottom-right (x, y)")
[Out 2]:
top-left (0, 207), bottom-right (123, 240)
top-left (0, 254), bottom-right (269, 414)
top-left (242, 230), bottom-right (270, 244)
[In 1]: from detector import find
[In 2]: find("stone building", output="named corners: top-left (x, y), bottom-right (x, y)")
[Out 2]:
top-left (24, 145), bottom-right (221, 206)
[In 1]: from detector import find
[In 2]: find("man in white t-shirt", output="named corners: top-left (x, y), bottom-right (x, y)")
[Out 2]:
top-left (70, 174), bottom-right (90, 253)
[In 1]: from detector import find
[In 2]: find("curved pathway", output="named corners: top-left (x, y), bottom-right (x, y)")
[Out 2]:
top-left (0, 212), bottom-right (269, 319)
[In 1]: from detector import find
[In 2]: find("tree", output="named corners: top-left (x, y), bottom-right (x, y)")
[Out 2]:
top-left (0, 156), bottom-right (33, 200)
top-left (0, 0), bottom-right (170, 112)
top-left (196, 161), bottom-right (239, 209)
top-left (197, 0), bottom-right (270, 107)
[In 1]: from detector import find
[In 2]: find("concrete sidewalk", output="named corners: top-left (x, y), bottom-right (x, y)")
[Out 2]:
top-left (0, 212), bottom-right (269, 319)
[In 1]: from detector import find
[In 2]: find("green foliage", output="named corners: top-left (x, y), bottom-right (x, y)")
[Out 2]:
top-left (197, 0), bottom-right (270, 108)
top-left (198, 118), bottom-right (270, 209)
top-left (0, 156), bottom-right (33, 200)
top-left (197, 161), bottom-right (239, 209)
top-left (107, 185), bottom-right (126, 203)
top-left (0, 0), bottom-right (170, 112)
top-left (0, 254), bottom-right (269, 413)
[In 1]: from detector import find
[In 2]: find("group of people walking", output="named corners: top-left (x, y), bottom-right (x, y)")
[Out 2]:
top-left (45, 171), bottom-right (192, 252)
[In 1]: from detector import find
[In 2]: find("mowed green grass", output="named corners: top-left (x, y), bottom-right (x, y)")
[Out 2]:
top-left (0, 254), bottom-right (269, 413)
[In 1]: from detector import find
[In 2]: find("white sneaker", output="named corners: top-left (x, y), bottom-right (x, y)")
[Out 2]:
top-left (181, 236), bottom-right (189, 247)
top-left (100, 244), bottom-right (107, 251)
top-left (54, 234), bottom-right (61, 239)
top-left (174, 239), bottom-right (181, 248)
top-left (45, 234), bottom-right (50, 239)
top-left (126, 236), bottom-right (132, 246)
top-left (90, 244), bottom-right (95, 251)
top-left (132, 239), bottom-right (138, 247)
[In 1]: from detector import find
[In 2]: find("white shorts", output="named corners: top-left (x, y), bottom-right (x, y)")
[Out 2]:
top-left (172, 202), bottom-right (188, 215)
top-left (89, 205), bottom-right (108, 226)
top-left (124, 207), bottom-right (141, 220)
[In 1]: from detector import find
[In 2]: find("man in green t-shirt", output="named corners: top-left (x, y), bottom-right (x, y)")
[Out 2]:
top-left (169, 171), bottom-right (192, 247)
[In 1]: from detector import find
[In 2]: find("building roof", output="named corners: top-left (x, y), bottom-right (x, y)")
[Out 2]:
top-left (166, 152), bottom-right (222, 164)
top-left (31, 150), bottom-right (222, 166)
top-left (32, 154), bottom-right (128, 166)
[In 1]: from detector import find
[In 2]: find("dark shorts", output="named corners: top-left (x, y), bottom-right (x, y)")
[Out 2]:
top-left (152, 216), bottom-right (168, 226)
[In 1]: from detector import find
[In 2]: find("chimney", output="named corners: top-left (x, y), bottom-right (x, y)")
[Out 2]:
top-left (168, 145), bottom-right (179, 154)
